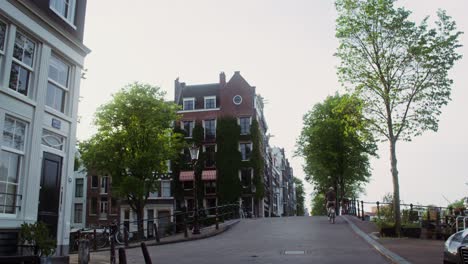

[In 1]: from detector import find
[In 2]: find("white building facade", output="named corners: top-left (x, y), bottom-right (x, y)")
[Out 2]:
top-left (0, 0), bottom-right (89, 256)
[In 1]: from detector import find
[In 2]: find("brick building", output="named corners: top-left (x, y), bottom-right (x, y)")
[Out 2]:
top-left (174, 71), bottom-right (273, 217)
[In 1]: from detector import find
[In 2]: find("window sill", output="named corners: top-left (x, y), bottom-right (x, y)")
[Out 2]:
top-left (178, 108), bottom-right (220, 114)
top-left (1, 88), bottom-right (37, 108)
top-left (44, 106), bottom-right (73, 123)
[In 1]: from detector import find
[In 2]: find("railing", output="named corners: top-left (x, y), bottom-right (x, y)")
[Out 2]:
top-left (0, 192), bottom-right (22, 212)
top-left (70, 203), bottom-right (240, 254)
top-left (343, 198), bottom-right (462, 239)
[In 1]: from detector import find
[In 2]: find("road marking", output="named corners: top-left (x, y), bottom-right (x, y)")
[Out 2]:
top-left (284, 250), bottom-right (306, 255)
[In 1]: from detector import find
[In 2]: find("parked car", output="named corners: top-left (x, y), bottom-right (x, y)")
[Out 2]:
top-left (444, 229), bottom-right (468, 263)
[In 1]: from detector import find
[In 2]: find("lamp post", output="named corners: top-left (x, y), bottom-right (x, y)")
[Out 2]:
top-left (189, 144), bottom-right (201, 235)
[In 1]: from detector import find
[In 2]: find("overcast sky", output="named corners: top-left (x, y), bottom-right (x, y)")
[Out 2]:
top-left (77, 0), bottom-right (468, 212)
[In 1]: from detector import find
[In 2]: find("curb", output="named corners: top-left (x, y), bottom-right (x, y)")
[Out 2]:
top-left (90, 219), bottom-right (241, 252)
top-left (342, 216), bottom-right (411, 264)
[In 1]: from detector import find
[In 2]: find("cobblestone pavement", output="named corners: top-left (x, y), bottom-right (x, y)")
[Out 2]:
top-left (81, 216), bottom-right (389, 264)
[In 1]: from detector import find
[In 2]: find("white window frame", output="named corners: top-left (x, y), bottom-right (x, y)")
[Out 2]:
top-left (204, 96), bottom-right (216, 109)
top-left (183, 98), bottom-right (195, 111)
top-left (9, 31), bottom-right (36, 97)
top-left (239, 168), bottom-right (253, 188)
top-left (100, 176), bottom-right (109, 194)
top-left (239, 142), bottom-right (253, 161)
top-left (203, 144), bottom-right (217, 168)
top-left (0, 19), bottom-right (7, 56)
top-left (74, 203), bottom-right (83, 223)
top-left (238, 116), bottom-right (252, 135)
top-left (75, 178), bottom-right (83, 198)
top-left (202, 119), bottom-right (216, 140)
top-left (49, 0), bottom-right (77, 28)
top-left (181, 120), bottom-right (194, 138)
top-left (0, 115), bottom-right (27, 216)
top-left (46, 54), bottom-right (71, 114)
top-left (41, 129), bottom-right (66, 151)
top-left (161, 180), bottom-right (171, 198)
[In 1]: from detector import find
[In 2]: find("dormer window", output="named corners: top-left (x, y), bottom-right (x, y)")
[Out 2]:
top-left (50, 0), bottom-right (76, 26)
top-left (183, 98), bottom-right (195, 110)
top-left (204, 96), bottom-right (216, 109)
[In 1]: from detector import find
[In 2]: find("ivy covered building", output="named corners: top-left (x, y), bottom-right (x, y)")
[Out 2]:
top-left (173, 72), bottom-right (296, 218)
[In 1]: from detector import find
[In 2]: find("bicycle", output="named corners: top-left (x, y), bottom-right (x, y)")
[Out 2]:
top-left (328, 206), bottom-right (336, 224)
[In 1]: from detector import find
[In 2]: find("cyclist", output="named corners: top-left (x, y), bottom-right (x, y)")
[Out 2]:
top-left (325, 187), bottom-right (336, 217)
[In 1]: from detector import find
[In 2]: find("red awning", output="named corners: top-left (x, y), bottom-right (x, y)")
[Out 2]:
top-left (202, 170), bottom-right (217, 181)
top-left (179, 171), bottom-right (194, 181)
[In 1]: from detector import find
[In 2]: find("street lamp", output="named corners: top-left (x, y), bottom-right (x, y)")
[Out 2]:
top-left (189, 144), bottom-right (201, 234)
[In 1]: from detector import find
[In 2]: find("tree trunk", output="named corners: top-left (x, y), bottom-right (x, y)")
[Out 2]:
top-left (136, 204), bottom-right (145, 240)
top-left (390, 139), bottom-right (401, 237)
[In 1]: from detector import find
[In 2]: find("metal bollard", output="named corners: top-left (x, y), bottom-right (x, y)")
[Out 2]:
top-left (141, 242), bottom-right (153, 264)
top-left (153, 223), bottom-right (160, 243)
top-left (376, 201), bottom-right (380, 219)
top-left (183, 215), bottom-right (188, 238)
top-left (78, 239), bottom-right (90, 264)
top-left (93, 229), bottom-right (97, 251)
top-left (361, 201), bottom-right (365, 221)
top-left (110, 233), bottom-right (116, 264)
top-left (215, 206), bottom-right (219, 230)
top-left (118, 248), bottom-right (127, 264)
top-left (357, 200), bottom-right (360, 218)
top-left (124, 227), bottom-right (129, 247)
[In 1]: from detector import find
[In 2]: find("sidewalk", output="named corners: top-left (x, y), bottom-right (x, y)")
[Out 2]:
top-left (343, 215), bottom-right (444, 264)
top-left (69, 219), bottom-right (240, 264)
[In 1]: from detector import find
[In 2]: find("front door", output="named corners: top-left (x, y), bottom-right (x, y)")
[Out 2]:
top-left (38, 152), bottom-right (62, 238)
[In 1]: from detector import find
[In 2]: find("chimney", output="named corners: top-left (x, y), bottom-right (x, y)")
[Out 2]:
top-left (174, 78), bottom-right (181, 102)
top-left (219, 72), bottom-right (226, 87)
top-left (234, 71), bottom-right (240, 75)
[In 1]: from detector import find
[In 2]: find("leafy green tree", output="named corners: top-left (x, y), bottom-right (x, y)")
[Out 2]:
top-left (79, 83), bottom-right (183, 238)
top-left (297, 93), bottom-right (376, 213)
top-left (335, 0), bottom-right (462, 234)
top-left (311, 192), bottom-right (327, 216)
top-left (294, 177), bottom-right (306, 216)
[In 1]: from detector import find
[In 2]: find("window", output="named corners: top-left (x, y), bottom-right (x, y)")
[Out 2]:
top-left (9, 32), bottom-right (35, 96)
top-left (50, 0), bottom-right (76, 25)
top-left (240, 143), bottom-right (252, 161)
top-left (75, 178), bottom-right (83, 197)
top-left (74, 203), bottom-right (82, 223)
top-left (101, 176), bottom-right (108, 194)
top-left (204, 119), bottom-right (216, 140)
top-left (183, 98), bottom-right (195, 111)
top-left (100, 197), bottom-right (108, 214)
top-left (241, 168), bottom-right (252, 188)
top-left (91, 175), bottom-right (98, 188)
top-left (233, 95), bottom-right (242, 105)
top-left (47, 55), bottom-right (70, 112)
top-left (161, 181), bottom-right (171, 197)
top-left (205, 181), bottom-right (216, 195)
top-left (90, 197), bottom-right (97, 215)
top-left (0, 116), bottom-right (27, 215)
top-left (204, 145), bottom-right (216, 168)
top-left (204, 96), bottom-right (216, 109)
top-left (240, 117), bottom-right (251, 135)
top-left (3, 116), bottom-right (26, 151)
top-left (182, 121), bottom-right (194, 138)
top-left (0, 21), bottom-right (6, 53)
top-left (41, 130), bottom-right (65, 151)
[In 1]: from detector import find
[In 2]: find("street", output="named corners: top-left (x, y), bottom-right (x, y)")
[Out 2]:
top-left (90, 216), bottom-right (390, 263)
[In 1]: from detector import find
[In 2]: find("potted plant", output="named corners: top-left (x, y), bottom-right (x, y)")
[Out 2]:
top-left (19, 222), bottom-right (56, 263)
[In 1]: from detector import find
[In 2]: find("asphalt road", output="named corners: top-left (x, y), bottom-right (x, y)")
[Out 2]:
top-left (109, 216), bottom-right (390, 264)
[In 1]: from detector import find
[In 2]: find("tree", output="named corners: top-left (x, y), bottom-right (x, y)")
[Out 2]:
top-left (294, 177), bottom-right (306, 216)
top-left (296, 93), bottom-right (376, 213)
top-left (335, 0), bottom-right (462, 234)
top-left (79, 83), bottom-right (183, 238)
top-left (311, 192), bottom-right (327, 216)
